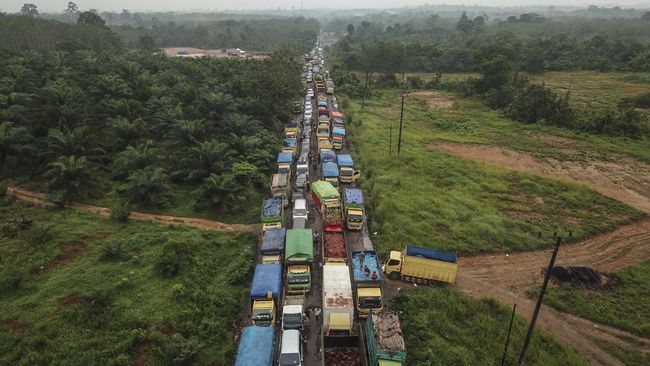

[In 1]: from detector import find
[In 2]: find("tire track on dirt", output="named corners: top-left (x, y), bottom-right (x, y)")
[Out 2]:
top-left (7, 186), bottom-right (259, 233)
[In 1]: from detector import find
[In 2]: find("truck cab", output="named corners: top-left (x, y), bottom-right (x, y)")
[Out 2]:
top-left (252, 299), bottom-right (276, 327)
top-left (250, 264), bottom-right (281, 327)
top-left (287, 265), bottom-right (311, 294)
top-left (318, 137), bottom-right (332, 152)
top-left (282, 295), bottom-right (304, 330)
top-left (331, 127), bottom-right (345, 150)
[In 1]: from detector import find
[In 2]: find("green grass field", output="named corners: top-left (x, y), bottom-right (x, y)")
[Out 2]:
top-left (392, 288), bottom-right (589, 365)
top-left (541, 260), bottom-right (650, 339)
top-left (343, 90), bottom-right (643, 255)
top-left (0, 199), bottom-right (255, 365)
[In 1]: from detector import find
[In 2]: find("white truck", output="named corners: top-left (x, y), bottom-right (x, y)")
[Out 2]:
top-left (282, 295), bottom-right (305, 331)
top-left (322, 263), bottom-right (354, 336)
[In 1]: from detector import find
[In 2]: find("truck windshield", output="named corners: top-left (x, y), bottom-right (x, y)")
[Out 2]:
top-left (252, 310), bottom-right (272, 322)
top-left (283, 314), bottom-right (302, 329)
top-left (359, 296), bottom-right (382, 308)
top-left (349, 214), bottom-right (363, 222)
top-left (288, 273), bottom-right (310, 283)
top-left (294, 209), bottom-right (306, 216)
top-left (279, 353), bottom-right (301, 366)
top-left (340, 169), bottom-right (352, 176)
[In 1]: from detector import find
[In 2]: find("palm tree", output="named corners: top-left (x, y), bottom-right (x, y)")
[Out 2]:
top-left (120, 167), bottom-right (170, 208)
top-left (47, 126), bottom-right (89, 157)
top-left (196, 173), bottom-right (239, 211)
top-left (168, 119), bottom-right (208, 147)
top-left (46, 155), bottom-right (94, 204)
top-left (228, 133), bottom-right (261, 158)
top-left (173, 140), bottom-right (231, 183)
top-left (0, 122), bottom-right (32, 176)
top-left (112, 141), bottom-right (157, 179)
top-left (197, 92), bottom-right (235, 122)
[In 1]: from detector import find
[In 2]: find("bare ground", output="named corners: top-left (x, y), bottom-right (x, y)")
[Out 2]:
top-left (428, 142), bottom-right (650, 214)
top-left (411, 91), bottom-right (455, 109)
top-left (6, 186), bottom-right (259, 234)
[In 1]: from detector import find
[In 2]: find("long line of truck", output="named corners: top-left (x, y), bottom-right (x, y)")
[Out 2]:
top-left (236, 36), bottom-right (461, 366)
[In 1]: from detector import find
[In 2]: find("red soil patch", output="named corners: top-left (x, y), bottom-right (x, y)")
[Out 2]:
top-left (43, 243), bottom-right (88, 272)
top-left (132, 343), bottom-right (151, 366)
top-left (0, 319), bottom-right (31, 334)
top-left (412, 91), bottom-right (454, 109)
top-left (57, 294), bottom-right (91, 310)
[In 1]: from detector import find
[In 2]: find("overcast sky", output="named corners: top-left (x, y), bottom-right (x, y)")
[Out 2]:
top-left (2, 0), bottom-right (648, 12)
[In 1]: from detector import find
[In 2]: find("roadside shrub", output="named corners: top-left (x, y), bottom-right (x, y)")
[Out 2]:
top-left (407, 76), bottom-right (425, 89)
top-left (21, 224), bottom-right (53, 246)
top-left (100, 239), bottom-right (129, 261)
top-left (110, 201), bottom-right (131, 223)
top-left (156, 240), bottom-right (194, 277)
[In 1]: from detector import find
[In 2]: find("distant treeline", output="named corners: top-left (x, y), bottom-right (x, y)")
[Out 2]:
top-left (330, 13), bottom-right (650, 73)
top-left (113, 17), bottom-right (320, 52)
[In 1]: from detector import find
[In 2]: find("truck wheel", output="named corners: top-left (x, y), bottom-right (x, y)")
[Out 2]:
top-left (388, 272), bottom-right (400, 281)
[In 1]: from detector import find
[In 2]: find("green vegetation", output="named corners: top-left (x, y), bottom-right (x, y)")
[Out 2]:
top-left (343, 90), bottom-right (643, 255)
top-left (0, 42), bottom-right (305, 223)
top-left (542, 261), bottom-right (650, 338)
top-left (0, 200), bottom-right (255, 365)
top-left (393, 288), bottom-right (589, 365)
top-left (594, 339), bottom-right (650, 366)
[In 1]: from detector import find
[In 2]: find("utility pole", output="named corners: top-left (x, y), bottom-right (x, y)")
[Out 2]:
top-left (397, 93), bottom-right (406, 155)
top-left (501, 302), bottom-right (517, 366)
top-left (389, 123), bottom-right (393, 156)
top-left (517, 236), bottom-right (562, 366)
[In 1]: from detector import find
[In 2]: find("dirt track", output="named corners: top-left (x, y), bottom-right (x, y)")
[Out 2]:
top-left (6, 186), bottom-right (259, 233)
top-left (429, 142), bottom-right (650, 214)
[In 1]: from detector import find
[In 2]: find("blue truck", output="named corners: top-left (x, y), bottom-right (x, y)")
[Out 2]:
top-left (320, 149), bottom-right (337, 164)
top-left (322, 161), bottom-right (339, 187)
top-left (235, 326), bottom-right (275, 366)
top-left (250, 263), bottom-right (282, 326)
top-left (260, 227), bottom-right (286, 264)
top-left (277, 152), bottom-right (294, 177)
top-left (351, 251), bottom-right (383, 317)
top-left (332, 127), bottom-right (346, 150)
top-left (337, 154), bottom-right (359, 184)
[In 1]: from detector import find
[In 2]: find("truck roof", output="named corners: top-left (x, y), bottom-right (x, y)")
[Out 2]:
top-left (235, 326), bottom-right (275, 366)
top-left (312, 181), bottom-right (340, 200)
top-left (250, 263), bottom-right (282, 300)
top-left (286, 121), bottom-right (297, 128)
top-left (277, 152), bottom-right (293, 164)
top-left (344, 188), bottom-right (363, 205)
top-left (285, 228), bottom-right (314, 262)
top-left (319, 149), bottom-right (336, 162)
top-left (262, 197), bottom-right (282, 217)
top-left (407, 245), bottom-right (457, 264)
top-left (351, 251), bottom-right (382, 283)
top-left (282, 138), bottom-right (297, 148)
top-left (337, 154), bottom-right (353, 167)
top-left (283, 304), bottom-right (303, 314)
top-left (261, 228), bottom-right (286, 254)
top-left (324, 232), bottom-right (346, 259)
top-left (271, 173), bottom-right (288, 188)
top-left (331, 111), bottom-right (343, 119)
top-left (332, 127), bottom-right (346, 136)
top-left (369, 312), bottom-right (406, 353)
top-left (323, 264), bottom-right (353, 309)
top-left (322, 161), bottom-right (338, 177)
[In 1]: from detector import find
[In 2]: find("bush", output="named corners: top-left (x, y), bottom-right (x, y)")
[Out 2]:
top-left (21, 224), bottom-right (53, 246)
top-left (156, 240), bottom-right (194, 277)
top-left (100, 239), bottom-right (129, 261)
top-left (110, 201), bottom-right (131, 223)
top-left (407, 76), bottom-right (425, 89)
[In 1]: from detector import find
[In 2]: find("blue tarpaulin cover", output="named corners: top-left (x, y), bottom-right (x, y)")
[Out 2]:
top-left (261, 228), bottom-right (286, 254)
top-left (337, 154), bottom-right (353, 167)
top-left (318, 101), bottom-right (328, 107)
top-left (320, 149), bottom-right (336, 163)
top-left (352, 251), bottom-right (382, 282)
top-left (277, 152), bottom-right (293, 164)
top-left (332, 127), bottom-right (346, 136)
top-left (332, 118), bottom-right (345, 127)
top-left (283, 138), bottom-right (297, 148)
top-left (322, 161), bottom-right (339, 177)
top-left (345, 188), bottom-right (364, 205)
top-left (262, 198), bottom-right (282, 217)
top-left (235, 326), bottom-right (274, 366)
top-left (407, 245), bottom-right (457, 264)
top-left (250, 263), bottom-right (282, 299)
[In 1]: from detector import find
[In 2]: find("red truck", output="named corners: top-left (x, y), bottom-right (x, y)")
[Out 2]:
top-left (311, 181), bottom-right (344, 232)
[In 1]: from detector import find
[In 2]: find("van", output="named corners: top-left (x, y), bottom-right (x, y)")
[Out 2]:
top-left (279, 329), bottom-right (303, 366)
top-left (292, 199), bottom-right (308, 222)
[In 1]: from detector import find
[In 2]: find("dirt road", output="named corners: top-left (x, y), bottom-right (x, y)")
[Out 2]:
top-left (6, 186), bottom-right (258, 233)
top-left (429, 142), bottom-right (650, 214)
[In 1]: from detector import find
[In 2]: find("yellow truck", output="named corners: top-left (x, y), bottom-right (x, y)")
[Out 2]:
top-left (318, 137), bottom-right (332, 151)
top-left (250, 264), bottom-right (282, 327)
top-left (351, 251), bottom-right (383, 317)
top-left (271, 173), bottom-right (290, 208)
top-left (317, 120), bottom-right (330, 139)
top-left (384, 245), bottom-right (457, 284)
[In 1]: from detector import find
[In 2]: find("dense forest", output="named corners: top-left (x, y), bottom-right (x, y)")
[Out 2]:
top-left (0, 40), bottom-right (303, 218)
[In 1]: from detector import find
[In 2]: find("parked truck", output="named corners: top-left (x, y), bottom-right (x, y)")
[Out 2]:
top-left (323, 263), bottom-right (354, 336)
top-left (384, 245), bottom-right (458, 284)
top-left (343, 188), bottom-right (364, 231)
top-left (318, 137), bottom-right (333, 152)
top-left (319, 149), bottom-right (337, 164)
top-left (277, 152), bottom-right (293, 178)
top-left (311, 181), bottom-right (344, 232)
top-left (337, 154), bottom-right (359, 184)
top-left (285, 228), bottom-right (313, 294)
top-left (235, 326), bottom-right (275, 366)
top-left (282, 138), bottom-right (297, 156)
top-left (250, 263), bottom-right (282, 327)
top-left (323, 232), bottom-right (346, 263)
top-left (285, 121), bottom-right (299, 139)
top-left (282, 295), bottom-right (305, 330)
top-left (271, 173), bottom-right (290, 208)
top-left (260, 227), bottom-right (285, 264)
top-left (322, 161), bottom-right (339, 188)
top-left (331, 127), bottom-right (346, 150)
top-left (365, 311), bottom-right (407, 366)
top-left (261, 197), bottom-right (283, 231)
top-left (351, 251), bottom-right (383, 317)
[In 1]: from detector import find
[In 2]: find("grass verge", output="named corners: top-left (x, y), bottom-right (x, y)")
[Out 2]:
top-left (0, 200), bottom-right (255, 365)
top-left (392, 288), bottom-right (589, 365)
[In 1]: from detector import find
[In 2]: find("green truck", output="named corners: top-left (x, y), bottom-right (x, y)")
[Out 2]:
top-left (365, 311), bottom-right (407, 366)
top-left (285, 228), bottom-right (314, 294)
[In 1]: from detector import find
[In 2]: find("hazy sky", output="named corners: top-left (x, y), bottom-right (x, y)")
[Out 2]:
top-left (2, 0), bottom-right (648, 12)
